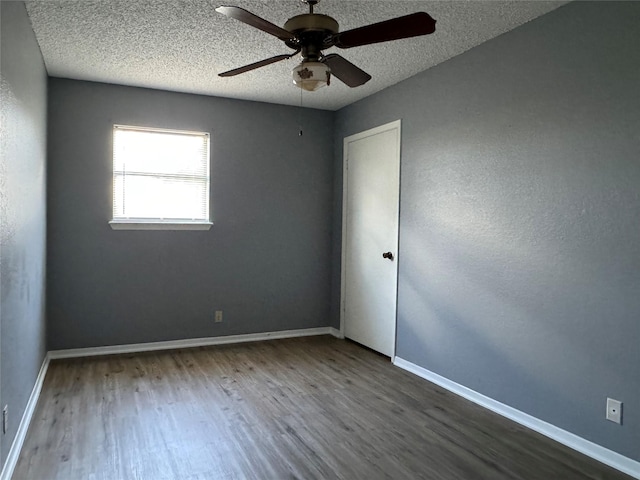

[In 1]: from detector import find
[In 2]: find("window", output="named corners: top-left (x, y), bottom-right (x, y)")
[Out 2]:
top-left (109, 125), bottom-right (212, 230)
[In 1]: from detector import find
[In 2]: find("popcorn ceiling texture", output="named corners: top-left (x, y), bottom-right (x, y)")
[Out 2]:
top-left (24, 0), bottom-right (567, 111)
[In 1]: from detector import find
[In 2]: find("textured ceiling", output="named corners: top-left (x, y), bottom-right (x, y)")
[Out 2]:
top-left (25, 0), bottom-right (568, 111)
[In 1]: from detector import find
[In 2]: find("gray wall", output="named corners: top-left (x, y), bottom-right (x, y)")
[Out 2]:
top-left (334, 1), bottom-right (639, 462)
top-left (0, 1), bottom-right (48, 466)
top-left (47, 79), bottom-right (334, 350)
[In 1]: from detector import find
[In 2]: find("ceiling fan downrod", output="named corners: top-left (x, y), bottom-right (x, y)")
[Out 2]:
top-left (301, 0), bottom-right (319, 15)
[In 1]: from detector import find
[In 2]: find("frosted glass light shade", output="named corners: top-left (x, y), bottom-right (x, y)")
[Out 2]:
top-left (292, 62), bottom-right (330, 91)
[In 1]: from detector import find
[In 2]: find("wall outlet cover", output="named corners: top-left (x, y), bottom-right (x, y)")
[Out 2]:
top-left (606, 398), bottom-right (622, 424)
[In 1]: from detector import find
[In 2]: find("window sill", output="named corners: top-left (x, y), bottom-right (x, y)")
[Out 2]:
top-left (109, 220), bottom-right (213, 231)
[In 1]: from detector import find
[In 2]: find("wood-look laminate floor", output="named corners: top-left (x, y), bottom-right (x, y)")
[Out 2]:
top-left (14, 336), bottom-right (632, 480)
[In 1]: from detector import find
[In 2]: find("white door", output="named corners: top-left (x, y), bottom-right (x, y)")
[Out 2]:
top-left (341, 120), bottom-right (401, 357)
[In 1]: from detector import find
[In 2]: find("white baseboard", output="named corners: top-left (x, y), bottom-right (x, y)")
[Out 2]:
top-left (393, 357), bottom-right (640, 479)
top-left (48, 327), bottom-right (335, 359)
top-left (0, 355), bottom-right (50, 480)
top-left (328, 327), bottom-right (343, 339)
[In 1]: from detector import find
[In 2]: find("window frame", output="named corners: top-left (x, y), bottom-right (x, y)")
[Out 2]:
top-left (108, 124), bottom-right (213, 231)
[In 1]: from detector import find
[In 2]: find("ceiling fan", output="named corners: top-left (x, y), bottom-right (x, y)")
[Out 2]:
top-left (216, 0), bottom-right (437, 91)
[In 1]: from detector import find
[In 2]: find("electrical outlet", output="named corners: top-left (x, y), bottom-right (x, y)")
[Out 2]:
top-left (606, 398), bottom-right (622, 424)
top-left (214, 310), bottom-right (223, 323)
top-left (2, 405), bottom-right (7, 434)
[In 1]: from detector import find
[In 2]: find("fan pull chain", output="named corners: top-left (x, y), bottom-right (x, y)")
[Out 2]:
top-left (299, 87), bottom-right (303, 136)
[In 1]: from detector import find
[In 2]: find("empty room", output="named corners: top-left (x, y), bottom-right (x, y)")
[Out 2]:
top-left (1, 0), bottom-right (638, 479)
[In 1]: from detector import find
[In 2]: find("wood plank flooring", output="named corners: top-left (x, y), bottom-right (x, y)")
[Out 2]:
top-left (14, 336), bottom-right (632, 479)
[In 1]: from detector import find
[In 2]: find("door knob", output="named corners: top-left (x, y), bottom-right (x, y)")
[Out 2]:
top-left (382, 252), bottom-right (394, 260)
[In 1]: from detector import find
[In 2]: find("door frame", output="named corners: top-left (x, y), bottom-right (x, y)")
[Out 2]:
top-left (339, 119), bottom-right (402, 360)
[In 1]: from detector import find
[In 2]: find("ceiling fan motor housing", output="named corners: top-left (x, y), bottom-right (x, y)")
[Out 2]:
top-left (284, 14), bottom-right (339, 61)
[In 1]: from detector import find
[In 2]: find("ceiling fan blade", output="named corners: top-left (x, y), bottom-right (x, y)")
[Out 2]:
top-left (216, 6), bottom-right (295, 41)
top-left (322, 54), bottom-right (371, 88)
top-left (333, 12), bottom-right (436, 49)
top-left (219, 53), bottom-right (297, 77)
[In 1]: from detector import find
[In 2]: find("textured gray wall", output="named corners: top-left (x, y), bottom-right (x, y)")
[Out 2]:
top-left (47, 79), bottom-right (334, 350)
top-left (0, 1), bottom-right (48, 466)
top-left (334, 1), bottom-right (639, 461)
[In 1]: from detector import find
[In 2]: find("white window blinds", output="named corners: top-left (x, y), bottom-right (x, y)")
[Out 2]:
top-left (112, 125), bottom-right (210, 222)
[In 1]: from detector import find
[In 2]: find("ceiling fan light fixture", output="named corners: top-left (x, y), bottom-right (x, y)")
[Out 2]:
top-left (292, 61), bottom-right (331, 92)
